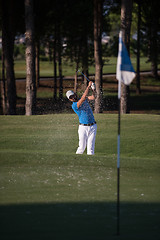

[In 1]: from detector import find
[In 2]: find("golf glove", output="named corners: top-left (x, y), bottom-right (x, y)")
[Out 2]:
top-left (91, 82), bottom-right (96, 91)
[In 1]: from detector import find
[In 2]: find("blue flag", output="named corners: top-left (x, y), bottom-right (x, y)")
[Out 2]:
top-left (116, 31), bottom-right (136, 86)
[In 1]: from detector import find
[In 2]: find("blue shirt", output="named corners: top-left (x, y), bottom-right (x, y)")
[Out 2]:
top-left (72, 99), bottom-right (95, 124)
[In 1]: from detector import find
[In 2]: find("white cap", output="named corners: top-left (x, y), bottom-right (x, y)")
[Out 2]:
top-left (66, 90), bottom-right (74, 99)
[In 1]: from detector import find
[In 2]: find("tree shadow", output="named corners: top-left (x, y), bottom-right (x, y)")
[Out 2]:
top-left (103, 94), bottom-right (160, 113)
top-left (0, 202), bottom-right (159, 240)
top-left (15, 92), bottom-right (160, 115)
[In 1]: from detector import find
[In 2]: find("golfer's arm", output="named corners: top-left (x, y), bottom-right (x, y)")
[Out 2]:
top-left (88, 90), bottom-right (96, 101)
top-left (77, 85), bottom-right (90, 108)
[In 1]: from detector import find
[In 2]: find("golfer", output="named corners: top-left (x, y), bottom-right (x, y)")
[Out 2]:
top-left (66, 81), bottom-right (97, 155)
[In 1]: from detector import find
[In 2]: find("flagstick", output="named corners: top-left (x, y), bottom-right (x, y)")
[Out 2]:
top-left (117, 77), bottom-right (121, 236)
top-left (116, 30), bottom-right (136, 236)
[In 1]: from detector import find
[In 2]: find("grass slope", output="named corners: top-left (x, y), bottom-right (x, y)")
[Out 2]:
top-left (0, 114), bottom-right (160, 240)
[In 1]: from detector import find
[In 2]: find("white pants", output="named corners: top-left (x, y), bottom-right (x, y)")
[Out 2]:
top-left (76, 124), bottom-right (97, 155)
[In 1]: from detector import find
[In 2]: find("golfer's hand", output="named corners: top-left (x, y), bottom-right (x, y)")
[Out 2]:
top-left (91, 82), bottom-right (96, 91)
top-left (88, 81), bottom-right (93, 87)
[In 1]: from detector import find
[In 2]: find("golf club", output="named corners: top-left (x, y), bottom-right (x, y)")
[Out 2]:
top-left (77, 70), bottom-right (90, 82)
top-left (77, 70), bottom-right (96, 91)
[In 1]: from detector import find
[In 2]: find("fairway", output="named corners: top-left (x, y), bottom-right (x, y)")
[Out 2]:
top-left (0, 114), bottom-right (160, 240)
top-left (12, 57), bottom-right (160, 78)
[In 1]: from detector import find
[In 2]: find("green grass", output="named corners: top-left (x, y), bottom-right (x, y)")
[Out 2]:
top-left (12, 57), bottom-right (160, 78)
top-left (0, 114), bottom-right (160, 240)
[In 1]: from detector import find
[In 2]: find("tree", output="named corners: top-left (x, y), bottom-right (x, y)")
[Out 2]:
top-left (150, 1), bottom-right (160, 79)
top-left (25, 0), bottom-right (36, 115)
top-left (141, 0), bottom-right (160, 79)
top-left (1, 46), bottom-right (7, 114)
top-left (120, 0), bottom-right (133, 113)
top-left (2, 0), bottom-right (16, 115)
top-left (136, 0), bottom-right (141, 94)
top-left (43, 0), bottom-right (66, 101)
top-left (94, 0), bottom-right (103, 113)
top-left (34, 0), bottom-right (52, 88)
top-left (57, 24), bottom-right (63, 102)
top-left (53, 25), bottom-right (57, 101)
top-left (35, 41), bottom-right (40, 88)
top-left (57, 0), bottom-right (94, 93)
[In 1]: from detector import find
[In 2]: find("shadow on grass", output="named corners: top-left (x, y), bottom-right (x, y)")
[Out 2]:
top-left (103, 93), bottom-right (160, 113)
top-left (0, 202), bottom-right (159, 240)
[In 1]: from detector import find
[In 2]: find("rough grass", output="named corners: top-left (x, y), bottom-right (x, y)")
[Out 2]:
top-left (0, 114), bottom-right (160, 240)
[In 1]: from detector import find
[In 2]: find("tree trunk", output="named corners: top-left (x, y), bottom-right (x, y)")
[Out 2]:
top-left (74, 62), bottom-right (79, 93)
top-left (2, 0), bottom-right (16, 115)
top-left (25, 0), bottom-right (36, 115)
top-left (35, 41), bottom-right (40, 88)
top-left (120, 0), bottom-right (133, 114)
top-left (53, 39), bottom-right (57, 101)
top-left (82, 32), bottom-right (89, 89)
top-left (94, 0), bottom-right (103, 113)
top-left (136, 0), bottom-right (141, 95)
top-left (150, 1), bottom-right (158, 79)
top-left (58, 53), bottom-right (63, 101)
top-left (74, 40), bottom-right (81, 93)
top-left (1, 47), bottom-right (7, 115)
top-left (57, 26), bottom-right (63, 101)
top-left (82, 68), bottom-right (89, 90)
top-left (53, 23), bottom-right (57, 101)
